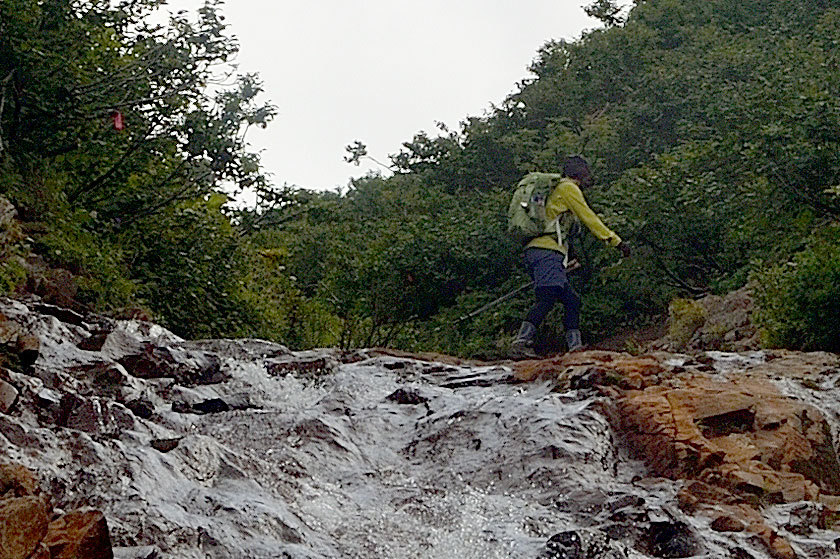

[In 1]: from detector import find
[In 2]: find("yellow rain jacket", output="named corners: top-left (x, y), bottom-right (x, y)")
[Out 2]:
top-left (526, 177), bottom-right (622, 255)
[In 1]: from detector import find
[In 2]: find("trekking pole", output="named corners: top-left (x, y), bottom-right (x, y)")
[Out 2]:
top-left (454, 281), bottom-right (534, 324)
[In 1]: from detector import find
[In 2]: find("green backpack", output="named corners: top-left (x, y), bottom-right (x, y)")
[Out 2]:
top-left (507, 172), bottom-right (562, 244)
top-left (507, 172), bottom-right (582, 250)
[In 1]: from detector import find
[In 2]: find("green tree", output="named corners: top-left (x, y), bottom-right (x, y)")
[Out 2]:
top-left (0, 0), bottom-right (302, 341)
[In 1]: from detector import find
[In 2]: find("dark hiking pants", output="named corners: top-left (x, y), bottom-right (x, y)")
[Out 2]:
top-left (523, 248), bottom-right (581, 331)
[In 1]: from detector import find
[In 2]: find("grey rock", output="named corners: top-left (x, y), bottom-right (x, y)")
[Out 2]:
top-left (113, 546), bottom-right (160, 559)
top-left (57, 393), bottom-right (135, 434)
top-left (0, 378), bottom-right (18, 413)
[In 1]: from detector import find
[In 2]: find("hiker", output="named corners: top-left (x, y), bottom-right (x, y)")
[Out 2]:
top-left (510, 155), bottom-right (630, 358)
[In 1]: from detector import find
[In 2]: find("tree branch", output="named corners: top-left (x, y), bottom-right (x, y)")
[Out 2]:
top-left (767, 164), bottom-right (840, 222)
top-left (116, 168), bottom-right (213, 228)
top-left (639, 234), bottom-right (708, 296)
top-left (0, 70), bottom-right (14, 156)
top-left (68, 120), bottom-right (158, 203)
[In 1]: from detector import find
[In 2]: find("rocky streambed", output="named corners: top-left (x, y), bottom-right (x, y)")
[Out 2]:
top-left (1, 296), bottom-right (840, 558)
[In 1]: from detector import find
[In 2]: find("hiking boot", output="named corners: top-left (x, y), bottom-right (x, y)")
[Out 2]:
top-left (510, 322), bottom-right (538, 360)
top-left (510, 339), bottom-right (538, 360)
top-left (565, 329), bottom-right (584, 352)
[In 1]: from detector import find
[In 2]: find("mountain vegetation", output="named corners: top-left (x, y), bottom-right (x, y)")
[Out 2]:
top-left (1, 0), bottom-right (838, 356)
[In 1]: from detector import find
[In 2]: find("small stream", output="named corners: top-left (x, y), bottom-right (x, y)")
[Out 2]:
top-left (2, 297), bottom-right (839, 558)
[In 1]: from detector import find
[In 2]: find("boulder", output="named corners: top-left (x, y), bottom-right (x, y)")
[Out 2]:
top-left (0, 195), bottom-right (16, 230)
top-left (0, 310), bottom-right (39, 368)
top-left (25, 259), bottom-right (79, 310)
top-left (118, 342), bottom-right (224, 385)
top-left (616, 375), bottom-right (840, 559)
top-left (98, 329), bottom-right (145, 361)
top-left (66, 361), bottom-right (129, 397)
top-left (265, 352), bottom-right (338, 378)
top-left (0, 462), bottom-right (40, 497)
top-left (0, 378), bottom-right (18, 413)
top-left (0, 463), bottom-right (114, 559)
top-left (57, 394), bottom-right (135, 435)
top-left (617, 377), bottom-right (840, 496)
top-left (652, 287), bottom-right (760, 352)
top-left (15, 334), bottom-right (40, 368)
top-left (513, 350), bottom-right (663, 387)
top-left (0, 416), bottom-right (40, 448)
top-left (35, 387), bottom-right (62, 420)
top-left (710, 513), bottom-right (746, 532)
top-left (0, 496), bottom-right (50, 559)
top-left (44, 509), bottom-right (114, 559)
top-left (0, 312), bottom-right (23, 345)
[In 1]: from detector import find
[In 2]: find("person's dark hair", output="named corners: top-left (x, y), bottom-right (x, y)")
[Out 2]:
top-left (562, 155), bottom-right (590, 180)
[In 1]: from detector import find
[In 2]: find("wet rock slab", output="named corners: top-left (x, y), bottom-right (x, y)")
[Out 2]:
top-left (1, 296), bottom-right (839, 558)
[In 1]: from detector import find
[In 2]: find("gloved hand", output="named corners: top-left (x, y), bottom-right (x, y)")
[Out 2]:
top-left (617, 242), bottom-right (631, 258)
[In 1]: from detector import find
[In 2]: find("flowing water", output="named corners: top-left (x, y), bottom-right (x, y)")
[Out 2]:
top-left (2, 297), bottom-right (839, 558)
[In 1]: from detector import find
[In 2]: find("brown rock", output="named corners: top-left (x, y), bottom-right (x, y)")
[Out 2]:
top-left (652, 286), bottom-right (759, 351)
top-left (15, 334), bottom-right (40, 368)
top-left (711, 513), bottom-right (746, 532)
top-left (677, 490), bottom-right (699, 512)
top-left (819, 494), bottom-right (840, 509)
top-left (44, 509), bottom-right (114, 559)
top-left (512, 350), bottom-right (651, 383)
top-left (0, 463), bottom-right (40, 496)
top-left (612, 373), bottom-right (840, 559)
top-left (611, 355), bottom-right (663, 379)
top-left (509, 349), bottom-right (840, 558)
top-left (151, 438), bottom-right (181, 453)
top-left (512, 358), bottom-right (558, 382)
top-left (30, 267), bottom-right (78, 310)
top-left (0, 496), bottom-right (50, 559)
top-left (766, 531), bottom-right (797, 559)
top-left (678, 480), bottom-right (736, 511)
top-left (28, 542), bottom-right (51, 559)
top-left (617, 376), bottom-right (840, 494)
top-left (0, 313), bottom-right (22, 345)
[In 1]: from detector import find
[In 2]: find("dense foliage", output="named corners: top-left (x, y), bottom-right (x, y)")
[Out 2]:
top-left (0, 0), bottom-right (300, 339)
top-left (753, 226), bottom-right (840, 352)
top-left (2, 0), bottom-right (839, 354)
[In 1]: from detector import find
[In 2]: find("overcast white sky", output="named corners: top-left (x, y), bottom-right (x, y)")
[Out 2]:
top-left (158, 1), bottom-right (600, 194)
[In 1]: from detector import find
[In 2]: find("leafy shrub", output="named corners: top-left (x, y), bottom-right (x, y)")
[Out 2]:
top-left (33, 209), bottom-right (136, 310)
top-left (234, 247), bottom-right (342, 349)
top-left (753, 226), bottom-right (840, 352)
top-left (0, 194), bottom-right (27, 295)
top-left (667, 298), bottom-right (706, 349)
top-left (0, 257), bottom-right (26, 295)
top-left (126, 195), bottom-right (251, 339)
